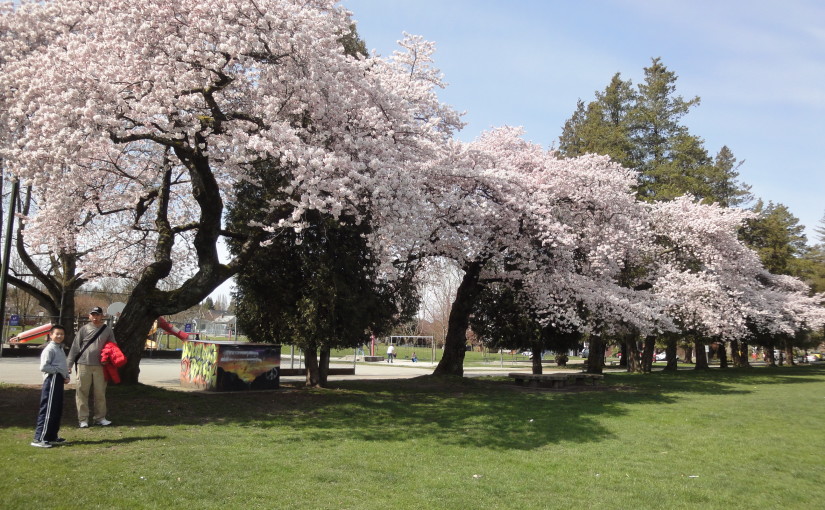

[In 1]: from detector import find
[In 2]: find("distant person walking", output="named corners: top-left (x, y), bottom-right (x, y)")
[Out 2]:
top-left (32, 325), bottom-right (71, 448)
top-left (386, 344), bottom-right (395, 363)
top-left (68, 307), bottom-right (116, 428)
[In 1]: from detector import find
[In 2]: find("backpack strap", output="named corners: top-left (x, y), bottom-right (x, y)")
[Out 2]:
top-left (73, 324), bottom-right (108, 371)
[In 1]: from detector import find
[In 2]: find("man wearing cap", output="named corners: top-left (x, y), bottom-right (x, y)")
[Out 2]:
top-left (67, 307), bottom-right (117, 428)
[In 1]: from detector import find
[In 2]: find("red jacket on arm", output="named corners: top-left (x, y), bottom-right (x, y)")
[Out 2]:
top-left (100, 341), bottom-right (127, 384)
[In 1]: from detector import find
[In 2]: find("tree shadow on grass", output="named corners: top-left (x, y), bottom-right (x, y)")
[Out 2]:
top-left (57, 435), bottom-right (168, 447)
top-left (2, 365), bottom-right (824, 452)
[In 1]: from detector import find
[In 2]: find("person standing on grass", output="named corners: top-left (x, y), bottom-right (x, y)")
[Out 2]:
top-left (386, 344), bottom-right (395, 363)
top-left (67, 307), bottom-right (116, 428)
top-left (32, 325), bottom-right (70, 448)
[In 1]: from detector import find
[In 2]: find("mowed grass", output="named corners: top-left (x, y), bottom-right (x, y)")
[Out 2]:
top-left (2, 366), bottom-right (824, 509)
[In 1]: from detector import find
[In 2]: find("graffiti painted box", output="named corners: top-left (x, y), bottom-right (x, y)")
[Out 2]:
top-left (180, 340), bottom-right (281, 391)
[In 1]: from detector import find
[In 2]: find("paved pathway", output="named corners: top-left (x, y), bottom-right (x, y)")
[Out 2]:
top-left (0, 355), bottom-right (529, 390)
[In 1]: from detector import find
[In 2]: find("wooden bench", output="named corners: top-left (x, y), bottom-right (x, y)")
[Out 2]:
top-left (508, 372), bottom-right (604, 389)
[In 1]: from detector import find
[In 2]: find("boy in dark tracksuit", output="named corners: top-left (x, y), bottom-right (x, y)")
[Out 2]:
top-left (32, 325), bottom-right (70, 448)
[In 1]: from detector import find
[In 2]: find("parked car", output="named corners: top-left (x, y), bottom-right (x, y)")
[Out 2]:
top-left (806, 353), bottom-right (823, 362)
top-left (654, 352), bottom-right (679, 361)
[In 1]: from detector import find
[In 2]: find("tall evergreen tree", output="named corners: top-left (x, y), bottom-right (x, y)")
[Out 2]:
top-left (629, 58), bottom-right (701, 201)
top-left (558, 73), bottom-right (635, 168)
top-left (742, 200), bottom-right (808, 277)
top-left (709, 145), bottom-right (753, 207)
top-left (815, 212), bottom-right (825, 243)
top-left (559, 58), bottom-right (752, 206)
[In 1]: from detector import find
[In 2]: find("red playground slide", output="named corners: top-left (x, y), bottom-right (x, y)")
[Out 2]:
top-left (157, 317), bottom-right (189, 340)
top-left (9, 323), bottom-right (53, 343)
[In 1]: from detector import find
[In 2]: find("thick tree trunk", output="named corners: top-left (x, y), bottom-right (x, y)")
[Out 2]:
top-left (319, 346), bottom-right (331, 387)
top-left (641, 335), bottom-right (655, 373)
top-left (619, 342), bottom-right (628, 368)
top-left (433, 261), bottom-right (484, 377)
top-left (113, 296), bottom-right (159, 384)
top-left (664, 336), bottom-right (678, 372)
top-left (304, 347), bottom-right (320, 387)
top-left (694, 340), bottom-right (709, 370)
top-left (111, 154), bottom-right (262, 384)
top-left (739, 341), bottom-right (751, 368)
top-left (783, 338), bottom-right (795, 366)
top-left (729, 339), bottom-right (741, 367)
top-left (626, 336), bottom-right (642, 373)
top-left (585, 336), bottom-right (605, 374)
top-left (530, 339), bottom-right (543, 375)
top-left (764, 343), bottom-right (778, 367)
top-left (684, 345), bottom-right (694, 364)
top-left (718, 341), bottom-right (728, 369)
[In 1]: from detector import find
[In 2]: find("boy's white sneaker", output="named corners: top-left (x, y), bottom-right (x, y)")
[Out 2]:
top-left (31, 441), bottom-right (53, 448)
top-left (96, 418), bottom-right (112, 426)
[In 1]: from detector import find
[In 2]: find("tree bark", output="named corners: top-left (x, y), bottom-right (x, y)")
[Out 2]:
top-left (684, 345), bottom-right (694, 364)
top-left (530, 339), bottom-right (543, 375)
top-left (739, 341), bottom-right (751, 368)
top-left (112, 295), bottom-right (158, 383)
top-left (765, 346), bottom-right (777, 367)
top-left (318, 346), bottom-right (330, 387)
top-left (783, 337), bottom-right (795, 366)
top-left (585, 336), bottom-right (605, 374)
top-left (718, 341), bottom-right (728, 369)
top-left (626, 335), bottom-right (642, 373)
top-left (664, 336), bottom-right (678, 372)
top-left (641, 335), bottom-right (655, 373)
top-left (433, 260), bottom-right (484, 377)
top-left (694, 340), bottom-right (709, 370)
top-left (304, 347), bottom-right (320, 387)
top-left (729, 339), bottom-right (741, 367)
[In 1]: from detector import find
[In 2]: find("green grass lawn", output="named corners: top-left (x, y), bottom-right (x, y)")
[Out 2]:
top-left (2, 366), bottom-right (824, 509)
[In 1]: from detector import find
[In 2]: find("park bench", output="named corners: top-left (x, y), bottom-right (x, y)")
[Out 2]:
top-left (508, 372), bottom-right (604, 389)
top-left (363, 356), bottom-right (384, 362)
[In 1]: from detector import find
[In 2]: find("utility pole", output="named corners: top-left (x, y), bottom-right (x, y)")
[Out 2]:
top-left (0, 178), bottom-right (20, 344)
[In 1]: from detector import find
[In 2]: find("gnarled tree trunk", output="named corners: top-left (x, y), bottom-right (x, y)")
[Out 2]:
top-left (434, 260), bottom-right (484, 377)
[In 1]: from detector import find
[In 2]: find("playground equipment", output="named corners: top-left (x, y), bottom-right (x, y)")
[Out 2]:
top-left (157, 316), bottom-right (189, 340)
top-left (8, 323), bottom-right (52, 344)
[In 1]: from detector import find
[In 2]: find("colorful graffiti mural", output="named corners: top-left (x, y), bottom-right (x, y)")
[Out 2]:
top-left (180, 341), bottom-right (280, 391)
top-left (180, 341), bottom-right (218, 389)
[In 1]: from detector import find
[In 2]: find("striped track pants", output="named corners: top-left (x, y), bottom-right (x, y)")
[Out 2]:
top-left (34, 373), bottom-right (64, 443)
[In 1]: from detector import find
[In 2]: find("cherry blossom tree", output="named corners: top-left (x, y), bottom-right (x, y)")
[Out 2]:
top-left (414, 127), bottom-right (663, 376)
top-left (647, 196), bottom-right (825, 370)
top-left (0, 0), bottom-right (461, 382)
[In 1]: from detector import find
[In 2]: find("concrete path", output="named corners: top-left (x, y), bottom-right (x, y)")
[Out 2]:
top-left (0, 356), bottom-right (525, 390)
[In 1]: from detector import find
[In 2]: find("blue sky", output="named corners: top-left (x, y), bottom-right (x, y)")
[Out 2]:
top-left (343, 0), bottom-right (825, 242)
